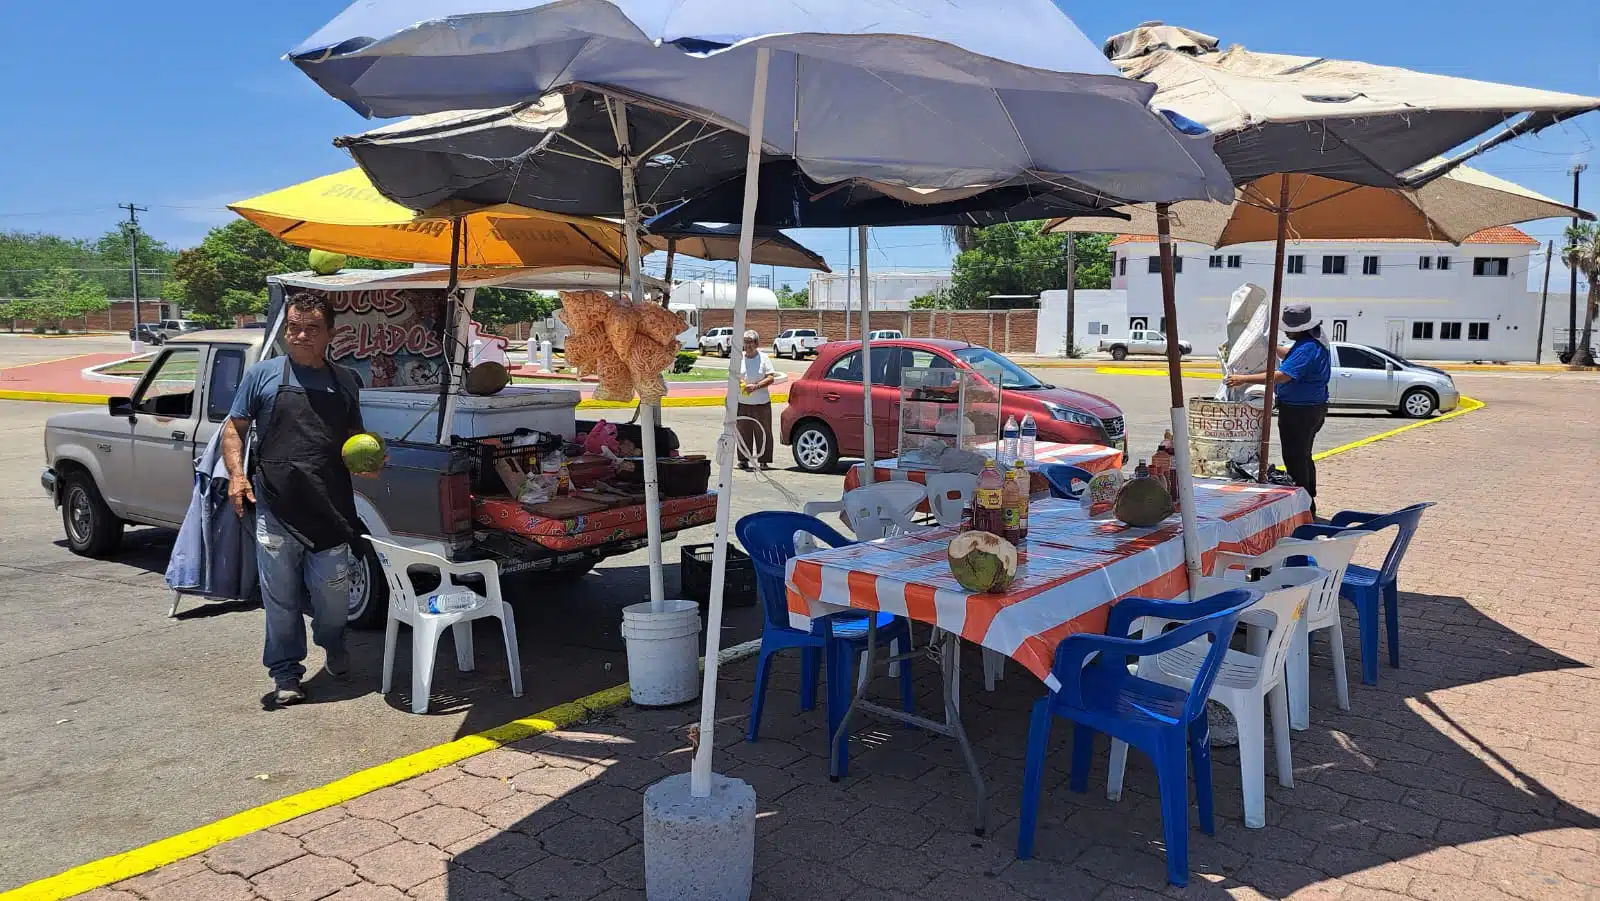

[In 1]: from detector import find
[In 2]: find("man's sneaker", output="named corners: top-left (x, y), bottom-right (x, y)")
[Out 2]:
top-left (274, 684), bottom-right (307, 707)
top-left (324, 647), bottom-right (350, 678)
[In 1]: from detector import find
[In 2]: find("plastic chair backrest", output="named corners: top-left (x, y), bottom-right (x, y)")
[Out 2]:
top-left (368, 537), bottom-right (497, 617)
top-left (1369, 503), bottom-right (1432, 583)
top-left (924, 472), bottom-right (978, 527)
top-left (1218, 532), bottom-right (1368, 626)
top-left (841, 482), bottom-right (928, 540)
top-left (1240, 567), bottom-right (1320, 688)
top-left (736, 512), bottom-right (856, 633)
top-left (1040, 464), bottom-right (1093, 500)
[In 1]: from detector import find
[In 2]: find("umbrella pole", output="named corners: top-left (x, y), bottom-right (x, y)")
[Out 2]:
top-left (1257, 175), bottom-right (1292, 482)
top-left (1156, 204), bottom-right (1202, 585)
top-left (663, 240), bottom-right (676, 306)
top-left (614, 102), bottom-right (667, 612)
top-left (692, 46), bottom-right (771, 799)
top-left (859, 225), bottom-right (874, 483)
top-left (436, 216), bottom-right (465, 444)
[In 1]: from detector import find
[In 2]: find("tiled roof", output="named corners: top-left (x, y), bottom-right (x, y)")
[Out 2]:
top-left (1108, 225), bottom-right (1539, 247)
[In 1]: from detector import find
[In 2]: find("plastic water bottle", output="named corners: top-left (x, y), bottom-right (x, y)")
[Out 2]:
top-left (1002, 416), bottom-right (1020, 465)
top-left (426, 590), bottom-right (483, 615)
top-left (1019, 414), bottom-right (1037, 463)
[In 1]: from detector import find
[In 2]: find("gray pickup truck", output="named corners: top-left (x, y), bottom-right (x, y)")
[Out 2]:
top-left (41, 330), bottom-right (691, 626)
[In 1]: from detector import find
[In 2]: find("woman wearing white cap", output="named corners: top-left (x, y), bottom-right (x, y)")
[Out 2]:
top-left (733, 330), bottom-right (784, 470)
top-left (1223, 302), bottom-right (1331, 515)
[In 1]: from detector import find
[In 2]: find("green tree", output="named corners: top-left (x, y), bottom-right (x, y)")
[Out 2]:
top-left (911, 286), bottom-right (955, 309)
top-left (1563, 222), bottom-right (1599, 367)
top-left (473, 288), bottom-right (557, 330)
top-left (776, 284), bottom-right (809, 308)
top-left (169, 221), bottom-right (407, 320)
top-left (21, 267), bottom-right (108, 332)
top-left (945, 223), bottom-right (1111, 307)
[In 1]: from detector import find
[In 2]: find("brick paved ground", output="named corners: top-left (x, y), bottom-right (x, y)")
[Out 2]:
top-left (75, 375), bottom-right (1600, 901)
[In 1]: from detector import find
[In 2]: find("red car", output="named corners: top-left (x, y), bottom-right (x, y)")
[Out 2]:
top-left (780, 339), bottom-right (1126, 473)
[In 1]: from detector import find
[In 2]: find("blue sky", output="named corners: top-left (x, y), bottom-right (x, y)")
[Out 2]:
top-left (0, 1), bottom-right (1594, 293)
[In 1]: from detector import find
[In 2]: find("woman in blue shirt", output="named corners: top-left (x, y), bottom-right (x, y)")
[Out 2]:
top-left (1224, 303), bottom-right (1331, 515)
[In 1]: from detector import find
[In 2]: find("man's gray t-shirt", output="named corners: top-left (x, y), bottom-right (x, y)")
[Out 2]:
top-left (228, 359), bottom-right (365, 436)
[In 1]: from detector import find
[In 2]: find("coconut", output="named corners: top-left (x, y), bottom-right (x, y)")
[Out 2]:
top-left (464, 361), bottom-right (510, 396)
top-left (308, 249), bottom-right (347, 276)
top-left (341, 433), bottom-right (386, 474)
top-left (947, 531), bottom-right (1019, 593)
top-left (1114, 476), bottom-right (1175, 527)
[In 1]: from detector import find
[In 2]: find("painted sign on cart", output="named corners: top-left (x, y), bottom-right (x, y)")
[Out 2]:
top-left (285, 286), bottom-right (449, 388)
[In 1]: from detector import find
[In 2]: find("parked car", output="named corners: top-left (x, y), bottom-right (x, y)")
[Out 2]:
top-left (866, 329), bottom-right (902, 341)
top-left (773, 328), bottom-right (829, 359)
top-left (699, 326), bottom-right (738, 357)
top-left (42, 330), bottom-right (694, 627)
top-left (780, 338), bottom-right (1127, 474)
top-left (157, 319), bottom-right (205, 340)
top-left (1099, 329), bottom-right (1191, 361)
top-left (129, 323), bottom-right (166, 345)
top-left (1242, 342), bottom-right (1459, 418)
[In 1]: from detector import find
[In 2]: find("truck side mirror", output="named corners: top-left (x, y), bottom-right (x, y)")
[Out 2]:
top-left (109, 397), bottom-right (134, 419)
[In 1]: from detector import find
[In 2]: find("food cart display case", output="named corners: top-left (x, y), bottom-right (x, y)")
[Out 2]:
top-left (895, 365), bottom-right (1002, 470)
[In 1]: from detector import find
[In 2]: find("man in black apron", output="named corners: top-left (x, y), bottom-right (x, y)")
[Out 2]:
top-left (223, 292), bottom-right (371, 707)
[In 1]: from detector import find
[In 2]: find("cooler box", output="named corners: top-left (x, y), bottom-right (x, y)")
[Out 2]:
top-left (360, 386), bottom-right (581, 443)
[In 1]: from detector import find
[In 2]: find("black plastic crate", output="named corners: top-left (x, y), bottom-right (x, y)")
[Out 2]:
top-left (679, 542), bottom-right (757, 608)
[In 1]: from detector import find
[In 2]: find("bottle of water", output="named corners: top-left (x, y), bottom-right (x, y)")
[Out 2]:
top-left (1002, 416), bottom-right (1019, 465)
top-left (426, 590), bottom-right (483, 615)
top-left (1019, 413), bottom-right (1037, 462)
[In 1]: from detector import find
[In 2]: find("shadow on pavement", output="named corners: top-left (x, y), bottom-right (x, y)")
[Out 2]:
top-left (427, 586), bottom-right (1595, 899)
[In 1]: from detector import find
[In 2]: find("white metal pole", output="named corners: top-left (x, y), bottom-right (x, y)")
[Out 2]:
top-left (615, 102), bottom-right (667, 613)
top-left (858, 226), bottom-right (874, 483)
top-left (692, 46), bottom-right (771, 799)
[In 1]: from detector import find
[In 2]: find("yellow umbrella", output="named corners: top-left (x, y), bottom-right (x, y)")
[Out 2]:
top-left (230, 168), bottom-right (832, 272)
top-left (229, 169), bottom-right (634, 269)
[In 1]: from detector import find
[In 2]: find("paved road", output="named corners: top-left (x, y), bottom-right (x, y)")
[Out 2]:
top-left (0, 349), bottom-right (1439, 889)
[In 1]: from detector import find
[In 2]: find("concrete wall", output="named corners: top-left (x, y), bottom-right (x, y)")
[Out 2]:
top-left (2, 299), bottom-right (169, 333)
top-left (1108, 238), bottom-right (1545, 361)
top-left (1036, 289), bottom-right (1127, 356)
top-left (807, 271), bottom-right (951, 310)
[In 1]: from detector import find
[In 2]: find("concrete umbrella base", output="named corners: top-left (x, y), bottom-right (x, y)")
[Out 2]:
top-left (643, 772), bottom-right (756, 901)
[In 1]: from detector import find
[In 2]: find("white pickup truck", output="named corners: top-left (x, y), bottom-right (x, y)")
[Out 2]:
top-left (773, 328), bottom-right (829, 359)
top-left (1098, 329), bottom-right (1192, 361)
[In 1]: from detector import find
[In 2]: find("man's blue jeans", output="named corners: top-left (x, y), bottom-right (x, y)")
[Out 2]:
top-left (256, 502), bottom-right (350, 688)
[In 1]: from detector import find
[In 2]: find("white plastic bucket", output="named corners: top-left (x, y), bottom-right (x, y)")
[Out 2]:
top-left (622, 600), bottom-right (703, 707)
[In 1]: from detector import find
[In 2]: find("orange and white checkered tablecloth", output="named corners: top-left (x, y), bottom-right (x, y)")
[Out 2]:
top-left (785, 481), bottom-right (1310, 688)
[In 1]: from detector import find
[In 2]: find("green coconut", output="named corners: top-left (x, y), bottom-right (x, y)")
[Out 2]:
top-left (308, 249), bottom-right (348, 276)
top-left (1114, 476), bottom-right (1175, 527)
top-left (341, 432), bottom-right (386, 474)
top-left (948, 530), bottom-right (1019, 593)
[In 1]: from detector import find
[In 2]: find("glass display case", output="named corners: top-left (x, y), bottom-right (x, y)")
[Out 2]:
top-left (896, 366), bottom-right (1002, 470)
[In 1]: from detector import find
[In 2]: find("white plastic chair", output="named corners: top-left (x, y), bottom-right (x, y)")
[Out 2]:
top-left (369, 537), bottom-right (524, 714)
top-left (1110, 566), bottom-right (1321, 828)
top-left (923, 472), bottom-right (978, 528)
top-left (1213, 530), bottom-right (1371, 729)
top-left (804, 481), bottom-right (929, 541)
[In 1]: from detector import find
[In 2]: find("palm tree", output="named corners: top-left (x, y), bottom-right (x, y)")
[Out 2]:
top-left (940, 225), bottom-right (981, 254)
top-left (1563, 223), bottom-right (1599, 367)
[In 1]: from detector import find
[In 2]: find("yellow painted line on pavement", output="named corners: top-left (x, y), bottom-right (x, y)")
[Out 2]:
top-left (2, 642), bottom-right (759, 901)
top-left (0, 389), bottom-right (108, 405)
top-left (1313, 395), bottom-right (1484, 462)
top-left (1095, 366), bottom-right (1223, 380)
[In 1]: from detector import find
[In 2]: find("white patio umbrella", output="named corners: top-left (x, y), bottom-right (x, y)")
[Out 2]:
top-left (290, 0), bottom-right (1235, 802)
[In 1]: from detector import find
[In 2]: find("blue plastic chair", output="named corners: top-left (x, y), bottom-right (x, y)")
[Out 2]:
top-left (1040, 464), bottom-right (1094, 500)
top-left (1017, 588), bottom-right (1260, 887)
top-left (736, 512), bottom-right (915, 774)
top-left (1293, 502), bottom-right (1433, 686)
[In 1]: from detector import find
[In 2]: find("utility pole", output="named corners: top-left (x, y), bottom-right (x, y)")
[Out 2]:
top-left (1064, 233), bottom-right (1078, 357)
top-left (119, 203), bottom-right (148, 352)
top-left (1568, 164), bottom-right (1586, 361)
top-left (1536, 240), bottom-right (1554, 365)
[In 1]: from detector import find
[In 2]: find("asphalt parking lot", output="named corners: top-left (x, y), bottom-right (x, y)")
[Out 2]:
top-left (0, 337), bottom-right (1434, 889)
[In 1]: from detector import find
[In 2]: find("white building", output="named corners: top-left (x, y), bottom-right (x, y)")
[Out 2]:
top-left (807, 271), bottom-right (949, 311)
top-left (1096, 227), bottom-right (1549, 362)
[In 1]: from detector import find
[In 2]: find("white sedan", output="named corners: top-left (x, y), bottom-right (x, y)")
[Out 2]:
top-left (1249, 342), bottom-right (1459, 418)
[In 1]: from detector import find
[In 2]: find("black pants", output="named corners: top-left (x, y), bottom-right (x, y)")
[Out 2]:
top-left (1278, 403), bottom-right (1327, 504)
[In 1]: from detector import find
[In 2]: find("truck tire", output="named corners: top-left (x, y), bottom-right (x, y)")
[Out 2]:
top-left (722, 343), bottom-right (732, 359)
top-left (346, 534), bottom-right (389, 629)
top-left (1110, 346), bottom-right (1128, 361)
top-left (61, 471), bottom-right (123, 557)
top-left (791, 420), bottom-right (840, 474)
